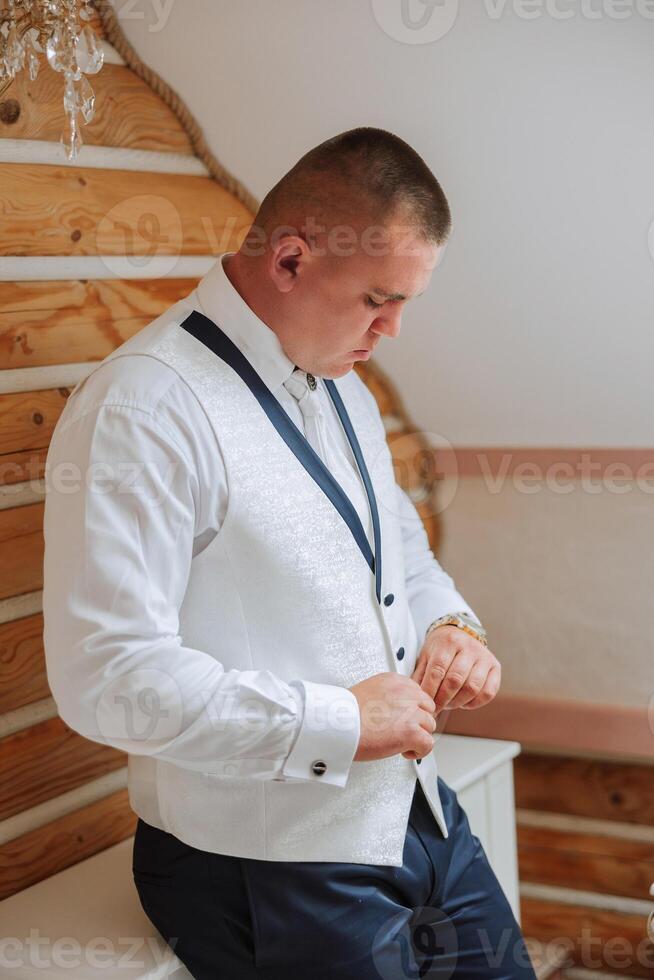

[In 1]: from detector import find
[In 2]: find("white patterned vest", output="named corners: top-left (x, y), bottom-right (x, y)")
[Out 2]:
top-left (95, 307), bottom-right (449, 864)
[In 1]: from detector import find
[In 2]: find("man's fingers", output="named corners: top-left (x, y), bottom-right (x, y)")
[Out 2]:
top-left (445, 660), bottom-right (492, 709)
top-left (432, 654), bottom-right (476, 711)
top-left (418, 690), bottom-right (436, 714)
top-left (418, 708), bottom-right (438, 734)
top-left (411, 655), bottom-right (427, 687)
top-left (419, 653), bottom-right (455, 701)
top-left (458, 663), bottom-right (502, 709)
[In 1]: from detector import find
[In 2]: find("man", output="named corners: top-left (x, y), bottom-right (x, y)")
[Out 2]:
top-left (43, 127), bottom-right (537, 979)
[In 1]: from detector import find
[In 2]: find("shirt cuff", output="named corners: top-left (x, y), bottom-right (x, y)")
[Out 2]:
top-left (280, 679), bottom-right (361, 787)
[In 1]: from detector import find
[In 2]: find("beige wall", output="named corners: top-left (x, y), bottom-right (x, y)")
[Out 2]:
top-left (437, 469), bottom-right (653, 709)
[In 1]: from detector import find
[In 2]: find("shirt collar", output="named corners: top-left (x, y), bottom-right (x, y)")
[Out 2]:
top-left (193, 252), bottom-right (297, 393)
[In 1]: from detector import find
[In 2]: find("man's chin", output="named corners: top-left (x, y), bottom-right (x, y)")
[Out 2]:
top-left (321, 359), bottom-right (357, 380)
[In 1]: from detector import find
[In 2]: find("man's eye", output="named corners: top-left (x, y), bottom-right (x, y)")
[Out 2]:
top-left (366, 297), bottom-right (384, 309)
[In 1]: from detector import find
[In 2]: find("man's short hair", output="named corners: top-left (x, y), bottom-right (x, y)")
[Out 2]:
top-left (254, 126), bottom-right (451, 248)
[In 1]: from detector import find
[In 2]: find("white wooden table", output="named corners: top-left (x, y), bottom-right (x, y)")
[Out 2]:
top-left (0, 734), bottom-right (522, 978)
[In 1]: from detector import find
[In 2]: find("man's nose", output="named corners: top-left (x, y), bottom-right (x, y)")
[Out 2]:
top-left (371, 308), bottom-right (403, 340)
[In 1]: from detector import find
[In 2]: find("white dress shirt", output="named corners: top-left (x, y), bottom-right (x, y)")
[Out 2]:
top-left (43, 251), bottom-right (478, 784)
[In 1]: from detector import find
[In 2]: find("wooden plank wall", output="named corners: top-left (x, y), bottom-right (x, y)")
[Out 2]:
top-left (516, 752), bottom-right (654, 978)
top-left (0, 22), bottom-right (248, 901)
top-left (0, 25), bottom-right (437, 902)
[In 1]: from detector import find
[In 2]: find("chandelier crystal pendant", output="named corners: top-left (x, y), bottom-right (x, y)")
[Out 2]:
top-left (0, 0), bottom-right (104, 160)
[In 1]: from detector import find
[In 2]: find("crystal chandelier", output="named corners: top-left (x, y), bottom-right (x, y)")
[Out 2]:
top-left (0, 0), bottom-right (104, 160)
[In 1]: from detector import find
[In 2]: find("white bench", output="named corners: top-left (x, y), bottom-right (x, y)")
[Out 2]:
top-left (0, 735), bottom-right (521, 979)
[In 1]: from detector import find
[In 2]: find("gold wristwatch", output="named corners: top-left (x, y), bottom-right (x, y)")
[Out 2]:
top-left (425, 611), bottom-right (488, 647)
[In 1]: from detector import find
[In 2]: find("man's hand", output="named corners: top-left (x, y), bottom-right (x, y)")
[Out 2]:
top-left (349, 672), bottom-right (438, 762)
top-left (411, 625), bottom-right (501, 713)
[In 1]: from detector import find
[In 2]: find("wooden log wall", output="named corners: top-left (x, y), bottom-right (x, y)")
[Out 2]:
top-left (0, 24), bottom-right (439, 902)
top-left (516, 752), bottom-right (654, 978)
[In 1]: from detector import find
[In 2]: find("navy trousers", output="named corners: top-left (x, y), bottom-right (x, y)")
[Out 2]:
top-left (132, 776), bottom-right (538, 979)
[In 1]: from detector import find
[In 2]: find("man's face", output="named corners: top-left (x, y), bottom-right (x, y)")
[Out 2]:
top-left (270, 227), bottom-right (445, 379)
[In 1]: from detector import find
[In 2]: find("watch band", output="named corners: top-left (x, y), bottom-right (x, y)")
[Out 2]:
top-left (425, 612), bottom-right (488, 647)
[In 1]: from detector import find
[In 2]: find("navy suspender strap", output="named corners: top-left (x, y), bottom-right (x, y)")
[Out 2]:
top-left (323, 378), bottom-right (383, 606)
top-left (179, 310), bottom-right (383, 604)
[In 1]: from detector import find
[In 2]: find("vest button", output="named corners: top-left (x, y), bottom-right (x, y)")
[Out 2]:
top-left (396, 647), bottom-right (405, 660)
top-left (311, 759), bottom-right (327, 776)
top-left (384, 593), bottom-right (395, 606)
